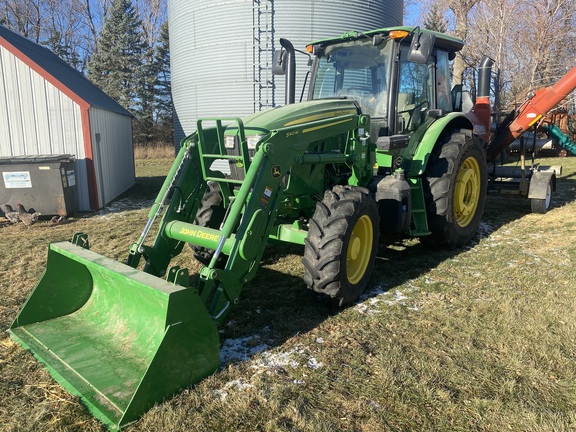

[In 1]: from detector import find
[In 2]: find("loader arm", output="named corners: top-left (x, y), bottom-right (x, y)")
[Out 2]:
top-left (129, 111), bottom-right (367, 324)
top-left (487, 64), bottom-right (576, 161)
top-left (9, 109), bottom-right (367, 430)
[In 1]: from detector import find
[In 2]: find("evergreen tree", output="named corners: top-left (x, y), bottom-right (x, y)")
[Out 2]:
top-left (423, 3), bottom-right (448, 33)
top-left (87, 0), bottom-right (145, 113)
top-left (134, 42), bottom-right (158, 145)
top-left (154, 21), bottom-right (173, 143)
top-left (43, 30), bottom-right (82, 71)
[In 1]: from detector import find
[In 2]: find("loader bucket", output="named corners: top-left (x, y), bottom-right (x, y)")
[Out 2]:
top-left (9, 241), bottom-right (220, 431)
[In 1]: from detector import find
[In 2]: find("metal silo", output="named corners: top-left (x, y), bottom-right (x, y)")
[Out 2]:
top-left (168, 0), bottom-right (404, 146)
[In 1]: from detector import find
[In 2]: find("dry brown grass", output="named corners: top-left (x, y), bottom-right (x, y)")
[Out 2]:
top-left (1, 156), bottom-right (576, 431)
top-left (133, 143), bottom-right (176, 160)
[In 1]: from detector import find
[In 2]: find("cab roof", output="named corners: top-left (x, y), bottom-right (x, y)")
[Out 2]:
top-left (309, 26), bottom-right (464, 55)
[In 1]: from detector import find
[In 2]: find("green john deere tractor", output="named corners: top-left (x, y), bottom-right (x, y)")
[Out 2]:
top-left (10, 27), bottom-right (493, 430)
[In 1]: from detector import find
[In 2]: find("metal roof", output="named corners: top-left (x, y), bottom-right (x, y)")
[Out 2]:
top-left (0, 25), bottom-right (131, 117)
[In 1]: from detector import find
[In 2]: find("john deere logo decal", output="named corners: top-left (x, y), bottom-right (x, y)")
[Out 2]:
top-left (272, 165), bottom-right (282, 178)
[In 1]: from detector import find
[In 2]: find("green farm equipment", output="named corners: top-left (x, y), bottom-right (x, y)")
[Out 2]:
top-left (543, 122), bottom-right (576, 156)
top-left (11, 26), bottom-right (502, 430)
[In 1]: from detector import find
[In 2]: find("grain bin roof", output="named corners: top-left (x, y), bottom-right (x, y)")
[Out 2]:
top-left (0, 25), bottom-right (131, 117)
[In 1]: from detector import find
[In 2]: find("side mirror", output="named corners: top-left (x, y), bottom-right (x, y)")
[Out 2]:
top-left (408, 31), bottom-right (435, 64)
top-left (372, 34), bottom-right (386, 46)
top-left (451, 84), bottom-right (474, 113)
top-left (272, 49), bottom-right (286, 75)
top-left (451, 84), bottom-right (463, 112)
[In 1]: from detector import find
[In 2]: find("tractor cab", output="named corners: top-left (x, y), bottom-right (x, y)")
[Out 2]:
top-left (306, 27), bottom-right (463, 140)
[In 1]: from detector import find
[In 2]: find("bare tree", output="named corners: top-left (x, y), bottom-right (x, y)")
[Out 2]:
top-left (41, 0), bottom-right (87, 70)
top-left (468, 0), bottom-right (522, 117)
top-left (446, 0), bottom-right (480, 86)
top-left (135, 0), bottom-right (166, 45)
top-left (0, 0), bottom-right (47, 42)
top-left (522, 0), bottom-right (570, 86)
top-left (496, 0), bottom-right (576, 111)
top-left (77, 0), bottom-right (110, 59)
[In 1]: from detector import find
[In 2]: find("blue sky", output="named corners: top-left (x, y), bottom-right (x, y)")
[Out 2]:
top-left (403, 2), bottom-right (423, 26)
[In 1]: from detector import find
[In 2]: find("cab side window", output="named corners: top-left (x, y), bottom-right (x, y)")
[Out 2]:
top-left (396, 46), bottom-right (433, 133)
top-left (436, 51), bottom-right (452, 112)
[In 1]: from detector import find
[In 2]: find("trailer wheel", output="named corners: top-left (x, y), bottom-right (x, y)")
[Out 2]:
top-left (530, 181), bottom-right (552, 214)
top-left (422, 129), bottom-right (487, 248)
top-left (191, 181), bottom-right (225, 265)
top-left (303, 185), bottom-right (379, 306)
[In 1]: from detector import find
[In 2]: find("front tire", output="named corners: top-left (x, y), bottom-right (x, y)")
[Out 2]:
top-left (422, 129), bottom-right (487, 248)
top-left (303, 185), bottom-right (379, 306)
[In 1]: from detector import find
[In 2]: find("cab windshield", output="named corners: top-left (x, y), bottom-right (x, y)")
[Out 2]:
top-left (311, 39), bottom-right (393, 118)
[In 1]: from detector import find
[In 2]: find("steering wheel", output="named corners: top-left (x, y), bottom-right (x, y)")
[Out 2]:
top-left (398, 100), bottom-right (429, 131)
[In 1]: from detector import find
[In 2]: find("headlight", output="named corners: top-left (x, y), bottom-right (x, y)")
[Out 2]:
top-left (224, 135), bottom-right (236, 149)
top-left (246, 135), bottom-right (264, 150)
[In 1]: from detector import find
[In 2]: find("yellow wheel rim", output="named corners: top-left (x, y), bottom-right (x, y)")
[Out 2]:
top-left (454, 156), bottom-right (481, 227)
top-left (346, 215), bottom-right (373, 284)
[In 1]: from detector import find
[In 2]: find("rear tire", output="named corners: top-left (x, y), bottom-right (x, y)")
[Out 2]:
top-left (303, 185), bottom-right (379, 306)
top-left (422, 129), bottom-right (487, 248)
top-left (192, 181), bottom-right (225, 265)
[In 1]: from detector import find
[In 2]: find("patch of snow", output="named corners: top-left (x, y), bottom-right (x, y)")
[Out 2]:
top-left (95, 198), bottom-right (154, 219)
top-left (220, 335), bottom-right (270, 366)
top-left (212, 378), bottom-right (254, 400)
top-left (212, 389), bottom-right (228, 400)
top-left (217, 338), bottom-right (326, 395)
top-left (360, 283), bottom-right (388, 301)
top-left (307, 357), bottom-right (323, 370)
top-left (355, 303), bottom-right (379, 315)
top-left (383, 290), bottom-right (408, 305)
top-left (251, 347), bottom-right (304, 373)
top-left (355, 286), bottom-right (420, 314)
top-left (368, 400), bottom-right (382, 409)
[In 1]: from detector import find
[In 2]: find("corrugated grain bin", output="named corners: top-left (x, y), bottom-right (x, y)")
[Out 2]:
top-left (168, 0), bottom-right (404, 147)
top-left (0, 154), bottom-right (78, 216)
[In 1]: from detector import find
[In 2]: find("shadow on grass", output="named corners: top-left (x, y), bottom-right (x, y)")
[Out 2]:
top-left (73, 164), bottom-right (576, 369)
top-left (119, 175), bottom-right (166, 202)
top-left (216, 175), bottom-right (576, 365)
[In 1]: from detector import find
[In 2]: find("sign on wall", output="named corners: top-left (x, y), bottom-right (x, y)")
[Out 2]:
top-left (2, 171), bottom-right (32, 189)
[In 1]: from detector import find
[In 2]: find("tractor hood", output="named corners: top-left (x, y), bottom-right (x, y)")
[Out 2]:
top-left (241, 99), bottom-right (360, 133)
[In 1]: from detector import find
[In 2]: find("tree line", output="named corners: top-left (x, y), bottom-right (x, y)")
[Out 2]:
top-left (2, 0), bottom-right (575, 147)
top-left (0, 0), bottom-right (171, 146)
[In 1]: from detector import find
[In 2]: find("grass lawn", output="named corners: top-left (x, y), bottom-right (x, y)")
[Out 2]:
top-left (1, 155), bottom-right (576, 431)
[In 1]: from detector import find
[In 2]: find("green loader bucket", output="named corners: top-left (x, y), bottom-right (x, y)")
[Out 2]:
top-left (10, 242), bottom-right (220, 431)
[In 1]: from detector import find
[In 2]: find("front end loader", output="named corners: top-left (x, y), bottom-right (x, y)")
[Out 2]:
top-left (11, 27), bottom-right (496, 430)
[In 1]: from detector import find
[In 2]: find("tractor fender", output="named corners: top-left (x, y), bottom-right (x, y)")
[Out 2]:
top-left (408, 112), bottom-right (474, 177)
top-left (528, 170), bottom-right (556, 199)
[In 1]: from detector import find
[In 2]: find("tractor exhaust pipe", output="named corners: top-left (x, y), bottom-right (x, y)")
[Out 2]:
top-left (469, 56), bottom-right (494, 143)
top-left (477, 56), bottom-right (494, 98)
top-left (279, 38), bottom-right (296, 105)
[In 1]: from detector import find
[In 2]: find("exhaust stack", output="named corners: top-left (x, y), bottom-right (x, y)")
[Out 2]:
top-left (279, 38), bottom-right (296, 105)
top-left (469, 56), bottom-right (494, 143)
